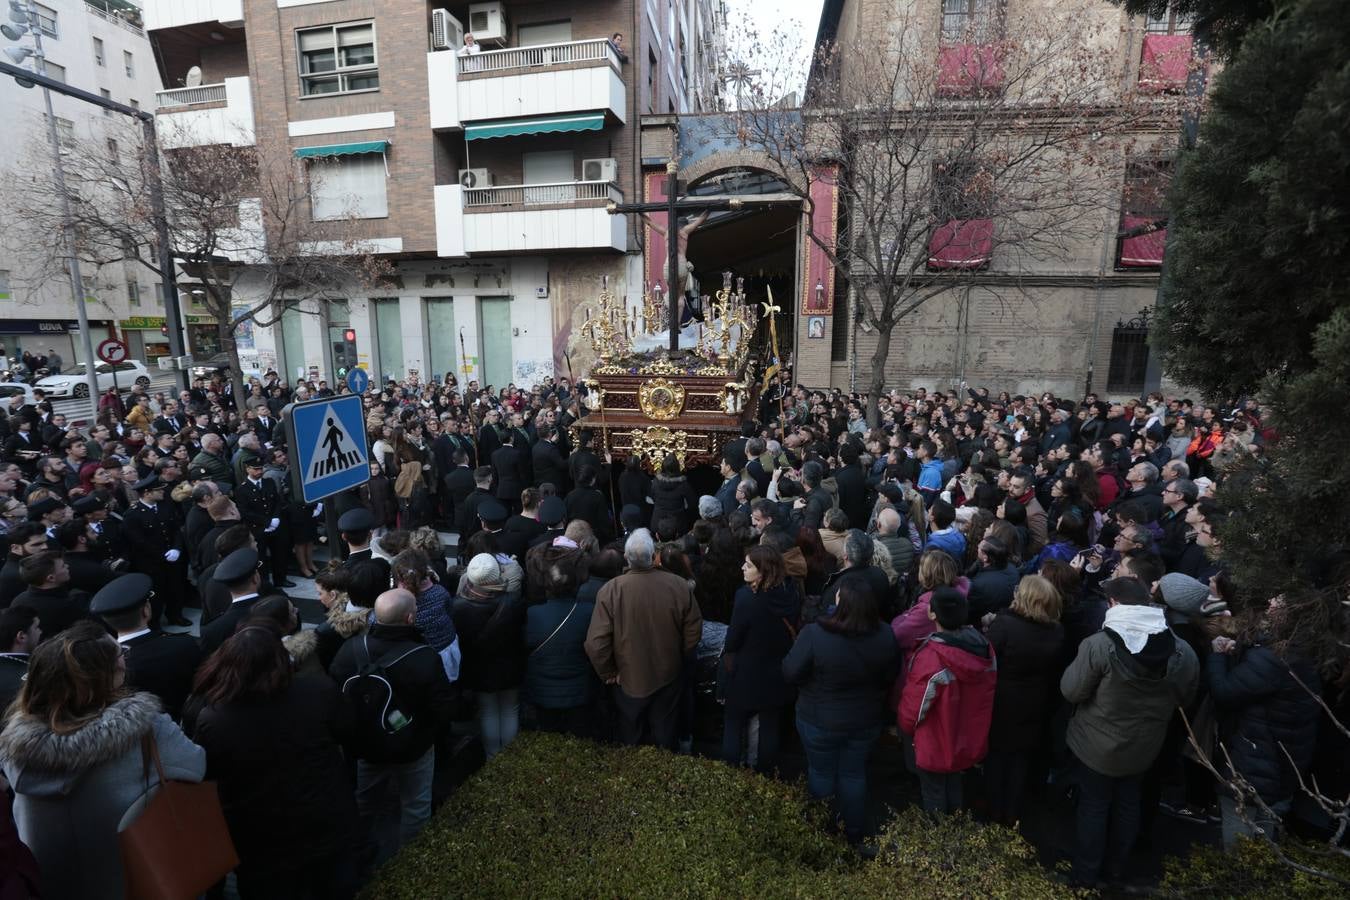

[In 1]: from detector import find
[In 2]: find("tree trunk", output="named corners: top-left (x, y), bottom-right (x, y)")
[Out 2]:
top-left (219, 320), bottom-right (247, 412)
top-left (865, 321), bottom-right (894, 427)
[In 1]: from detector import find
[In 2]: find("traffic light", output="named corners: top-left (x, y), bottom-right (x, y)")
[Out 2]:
top-left (333, 328), bottom-right (358, 374)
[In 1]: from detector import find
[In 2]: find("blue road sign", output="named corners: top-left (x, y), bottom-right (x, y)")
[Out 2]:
top-left (346, 366), bottom-right (369, 395)
top-left (289, 395), bottom-right (370, 503)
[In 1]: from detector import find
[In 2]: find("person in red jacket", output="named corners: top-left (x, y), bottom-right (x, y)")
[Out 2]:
top-left (899, 586), bottom-right (998, 815)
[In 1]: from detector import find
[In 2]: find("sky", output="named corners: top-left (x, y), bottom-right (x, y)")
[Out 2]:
top-left (723, 0), bottom-right (825, 102)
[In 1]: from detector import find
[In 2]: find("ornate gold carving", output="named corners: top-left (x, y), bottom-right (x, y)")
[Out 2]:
top-left (627, 425), bottom-right (689, 469)
top-left (637, 357), bottom-right (685, 376)
top-left (638, 378), bottom-right (686, 421)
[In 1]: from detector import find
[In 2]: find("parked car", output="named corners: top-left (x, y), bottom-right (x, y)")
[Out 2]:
top-left (0, 382), bottom-right (37, 407)
top-left (34, 360), bottom-right (152, 398)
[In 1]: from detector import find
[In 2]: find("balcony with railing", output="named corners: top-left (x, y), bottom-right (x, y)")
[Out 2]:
top-left (141, 0), bottom-right (243, 31)
top-left (155, 76), bottom-right (254, 148)
top-left (428, 38), bottom-right (626, 130)
top-left (85, 0), bottom-right (144, 35)
top-left (435, 181), bottom-right (626, 257)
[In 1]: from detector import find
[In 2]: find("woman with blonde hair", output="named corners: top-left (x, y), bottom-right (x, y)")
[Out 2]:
top-left (0, 619), bottom-right (206, 898)
top-left (890, 549), bottom-right (969, 653)
top-left (983, 575), bottom-right (1065, 825)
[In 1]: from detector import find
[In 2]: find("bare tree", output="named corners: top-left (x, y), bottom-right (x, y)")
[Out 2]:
top-left (4, 123), bottom-right (390, 403)
top-left (726, 2), bottom-right (1189, 423)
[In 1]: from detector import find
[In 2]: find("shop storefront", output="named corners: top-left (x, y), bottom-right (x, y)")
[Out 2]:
top-left (0, 319), bottom-right (114, 368)
top-left (118, 315), bottom-right (218, 364)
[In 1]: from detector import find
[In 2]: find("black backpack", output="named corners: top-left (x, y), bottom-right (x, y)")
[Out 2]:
top-left (341, 634), bottom-right (431, 762)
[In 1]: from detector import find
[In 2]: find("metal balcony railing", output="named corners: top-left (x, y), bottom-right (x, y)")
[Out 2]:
top-left (85, 1), bottom-right (144, 35)
top-left (457, 38), bottom-right (619, 76)
top-left (155, 83), bottom-right (227, 109)
top-left (463, 180), bottom-right (622, 208)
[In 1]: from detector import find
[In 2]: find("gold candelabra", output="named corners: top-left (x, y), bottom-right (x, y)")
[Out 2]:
top-left (704, 271), bottom-right (751, 368)
top-left (582, 276), bottom-right (631, 364)
top-left (642, 285), bottom-right (665, 335)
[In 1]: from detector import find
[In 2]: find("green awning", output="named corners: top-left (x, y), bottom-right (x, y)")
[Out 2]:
top-left (293, 140), bottom-right (390, 159)
top-left (465, 114), bottom-right (605, 141)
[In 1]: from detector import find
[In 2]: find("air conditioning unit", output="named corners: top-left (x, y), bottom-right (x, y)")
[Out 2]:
top-left (430, 9), bottom-right (464, 51)
top-left (459, 168), bottom-right (493, 189)
top-left (582, 157), bottom-right (618, 182)
top-left (467, 2), bottom-right (509, 46)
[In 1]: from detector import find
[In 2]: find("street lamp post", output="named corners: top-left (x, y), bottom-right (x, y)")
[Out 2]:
top-left (1, 18), bottom-right (190, 404)
top-left (7, 2), bottom-right (100, 409)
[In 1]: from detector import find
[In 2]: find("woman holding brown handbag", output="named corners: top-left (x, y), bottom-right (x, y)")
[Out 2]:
top-left (0, 620), bottom-right (206, 899)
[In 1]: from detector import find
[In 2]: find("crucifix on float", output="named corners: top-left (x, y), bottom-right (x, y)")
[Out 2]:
top-left (608, 159), bottom-right (793, 352)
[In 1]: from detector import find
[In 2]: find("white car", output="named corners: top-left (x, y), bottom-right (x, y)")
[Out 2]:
top-left (0, 382), bottom-right (37, 407)
top-left (35, 360), bottom-right (152, 399)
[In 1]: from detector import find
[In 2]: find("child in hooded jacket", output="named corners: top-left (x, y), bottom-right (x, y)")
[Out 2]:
top-left (899, 586), bottom-right (998, 814)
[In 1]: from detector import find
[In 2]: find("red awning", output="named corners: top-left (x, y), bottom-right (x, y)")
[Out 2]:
top-left (1138, 33), bottom-right (1193, 93)
top-left (1119, 215), bottom-right (1167, 267)
top-left (937, 44), bottom-right (1005, 97)
top-left (928, 219), bottom-right (994, 269)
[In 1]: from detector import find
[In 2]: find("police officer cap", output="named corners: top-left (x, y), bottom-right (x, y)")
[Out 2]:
top-left (337, 507), bottom-right (375, 532)
top-left (90, 573), bottom-right (154, 615)
top-left (477, 498), bottom-right (508, 525)
top-left (215, 547), bottom-right (260, 584)
top-left (27, 497), bottom-right (62, 519)
top-left (132, 474), bottom-right (162, 492)
top-left (72, 494), bottom-right (104, 515)
top-left (538, 496), bottom-right (566, 527)
top-left (244, 456), bottom-right (265, 469)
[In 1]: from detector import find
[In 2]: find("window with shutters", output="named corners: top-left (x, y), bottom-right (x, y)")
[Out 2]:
top-left (297, 21), bottom-right (378, 96)
top-left (308, 153), bottom-right (388, 220)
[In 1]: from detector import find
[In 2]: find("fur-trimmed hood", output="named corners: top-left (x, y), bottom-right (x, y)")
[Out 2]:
top-left (0, 692), bottom-right (161, 792)
top-left (326, 602), bottom-right (371, 638)
top-left (283, 628), bottom-right (319, 665)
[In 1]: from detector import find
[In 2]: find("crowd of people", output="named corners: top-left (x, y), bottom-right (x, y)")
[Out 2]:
top-left (0, 366), bottom-right (1336, 896)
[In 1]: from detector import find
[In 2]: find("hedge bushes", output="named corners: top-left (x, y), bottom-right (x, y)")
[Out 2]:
top-left (363, 732), bottom-right (1072, 899)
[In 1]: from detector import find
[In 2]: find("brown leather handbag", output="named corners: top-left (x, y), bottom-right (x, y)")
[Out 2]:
top-left (119, 734), bottom-right (239, 900)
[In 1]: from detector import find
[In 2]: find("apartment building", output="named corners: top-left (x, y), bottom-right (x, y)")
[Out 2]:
top-left (144, 0), bottom-right (727, 388)
top-left (798, 0), bottom-right (1197, 398)
top-left (0, 0), bottom-right (171, 365)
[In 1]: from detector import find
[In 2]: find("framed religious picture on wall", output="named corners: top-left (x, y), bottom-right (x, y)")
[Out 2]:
top-left (807, 316), bottom-right (825, 339)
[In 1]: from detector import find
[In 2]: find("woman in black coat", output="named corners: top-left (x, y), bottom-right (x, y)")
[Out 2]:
top-left (649, 453), bottom-right (697, 532)
top-left (450, 553), bottom-right (527, 759)
top-left (721, 546), bottom-right (802, 773)
top-left (983, 575), bottom-right (1064, 825)
top-left (185, 623), bottom-right (358, 899)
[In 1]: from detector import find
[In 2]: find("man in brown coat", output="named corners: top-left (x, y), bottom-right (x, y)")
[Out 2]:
top-left (1008, 469), bottom-right (1048, 555)
top-left (585, 528), bottom-right (702, 749)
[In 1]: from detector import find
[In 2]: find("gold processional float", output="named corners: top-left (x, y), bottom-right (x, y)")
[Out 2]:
top-left (574, 274), bottom-right (782, 472)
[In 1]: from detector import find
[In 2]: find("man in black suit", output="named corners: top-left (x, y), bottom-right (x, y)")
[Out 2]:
top-left (453, 419), bottom-right (479, 469)
top-left (531, 423), bottom-right (569, 491)
top-left (235, 457), bottom-right (292, 587)
top-left (152, 400), bottom-right (187, 436)
top-left (564, 465), bottom-right (612, 545)
top-left (53, 519), bottom-right (116, 595)
top-left (568, 430), bottom-right (607, 494)
top-left (490, 429), bottom-right (527, 515)
top-left (508, 412), bottom-right (534, 486)
top-left (456, 466), bottom-right (494, 549)
top-left (122, 474), bottom-right (190, 627)
top-left (527, 496), bottom-right (568, 550)
top-left (744, 437), bottom-right (773, 501)
top-left (183, 481), bottom-right (220, 573)
top-left (444, 450), bottom-right (477, 536)
top-left (91, 573), bottom-right (201, 719)
top-left (477, 407), bottom-right (503, 462)
top-left (200, 548), bottom-right (263, 653)
top-left (2, 419), bottom-right (41, 478)
top-left (198, 524), bottom-right (265, 624)
top-left (833, 444), bottom-right (870, 533)
top-left (252, 407), bottom-right (278, 445)
top-left (337, 507), bottom-right (392, 594)
top-left (12, 551), bottom-right (91, 637)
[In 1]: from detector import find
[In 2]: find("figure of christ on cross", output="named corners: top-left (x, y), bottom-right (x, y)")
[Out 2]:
top-left (609, 161), bottom-right (796, 352)
top-left (642, 209), bottom-right (709, 327)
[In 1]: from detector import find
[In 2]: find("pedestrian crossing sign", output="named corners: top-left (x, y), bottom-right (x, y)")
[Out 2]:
top-left (286, 395), bottom-right (370, 502)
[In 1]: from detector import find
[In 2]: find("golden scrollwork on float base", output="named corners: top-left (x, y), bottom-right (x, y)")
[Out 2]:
top-left (637, 377), bottom-right (686, 421)
top-left (622, 426), bottom-right (690, 470)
